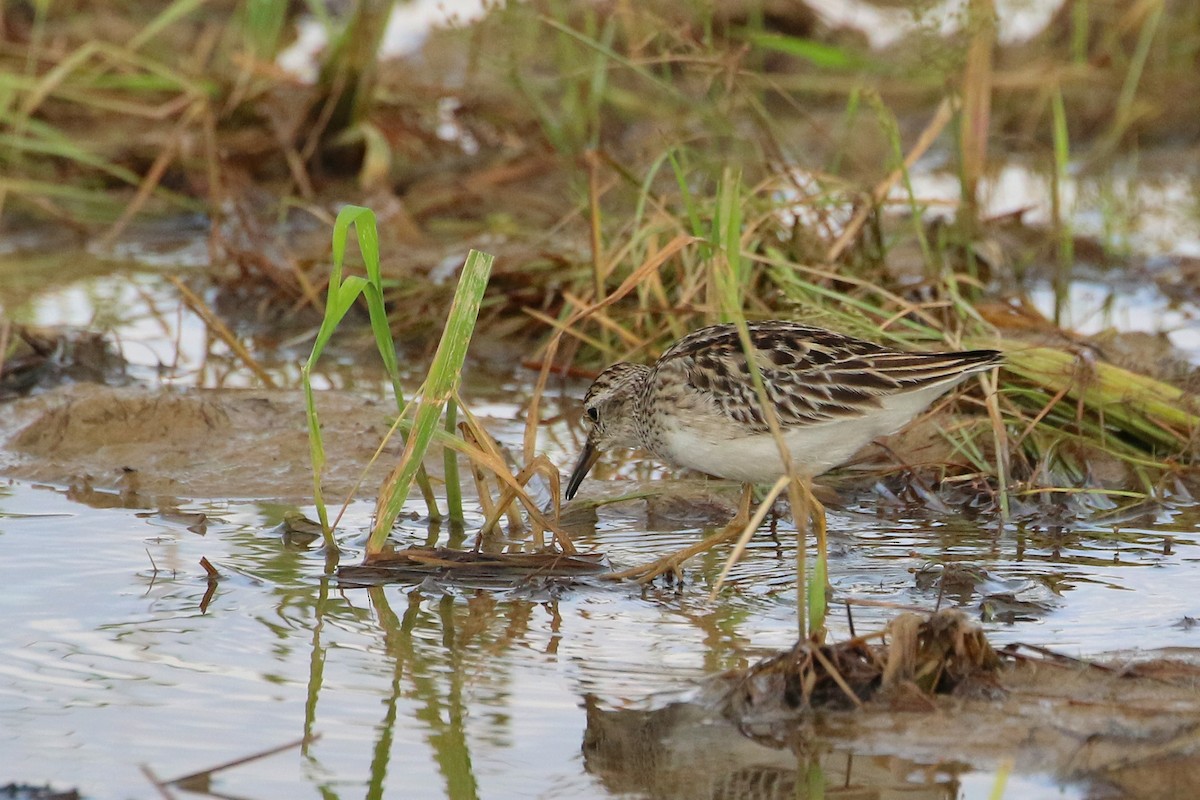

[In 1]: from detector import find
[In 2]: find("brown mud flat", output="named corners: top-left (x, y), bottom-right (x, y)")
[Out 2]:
top-left (0, 383), bottom-right (402, 502)
top-left (820, 653), bottom-right (1200, 800)
top-left (590, 613), bottom-right (1200, 800)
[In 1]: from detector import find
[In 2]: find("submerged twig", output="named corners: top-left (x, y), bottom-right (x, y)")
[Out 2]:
top-left (139, 764), bottom-right (177, 800)
top-left (162, 734), bottom-right (318, 790)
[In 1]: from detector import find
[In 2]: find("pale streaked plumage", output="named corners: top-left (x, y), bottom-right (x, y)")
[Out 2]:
top-left (565, 320), bottom-right (1002, 500)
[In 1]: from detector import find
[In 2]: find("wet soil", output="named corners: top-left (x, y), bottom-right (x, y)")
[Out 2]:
top-left (586, 648), bottom-right (1200, 800)
top-left (0, 384), bottom-right (401, 501)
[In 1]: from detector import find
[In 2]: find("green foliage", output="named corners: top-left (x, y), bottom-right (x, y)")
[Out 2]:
top-left (747, 32), bottom-right (868, 70)
top-left (808, 548), bottom-right (827, 638)
top-left (369, 249), bottom-right (493, 554)
top-left (302, 205), bottom-right (481, 549)
top-left (241, 0), bottom-right (290, 60)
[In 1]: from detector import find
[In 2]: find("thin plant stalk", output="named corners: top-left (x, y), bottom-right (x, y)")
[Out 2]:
top-left (805, 752), bottom-right (826, 800)
top-left (444, 399), bottom-right (464, 527)
top-left (958, 0), bottom-right (994, 234)
top-left (868, 93), bottom-right (934, 272)
top-left (707, 179), bottom-right (822, 637)
top-left (711, 168), bottom-right (745, 322)
top-left (802, 477), bottom-right (827, 638)
top-left (1070, 0), bottom-right (1089, 64)
top-left (988, 758), bottom-right (1013, 800)
top-left (826, 96), bottom-right (955, 263)
top-left (981, 368), bottom-right (1011, 520)
top-left (1098, 0), bottom-right (1163, 157)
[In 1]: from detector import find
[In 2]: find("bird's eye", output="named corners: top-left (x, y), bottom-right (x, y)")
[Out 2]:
top-left (585, 406), bottom-right (600, 422)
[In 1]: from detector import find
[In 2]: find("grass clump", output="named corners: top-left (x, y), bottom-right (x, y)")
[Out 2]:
top-left (305, 206), bottom-right (577, 565)
top-left (368, 245), bottom-right (492, 554)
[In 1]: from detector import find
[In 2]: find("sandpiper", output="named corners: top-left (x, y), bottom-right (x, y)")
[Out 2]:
top-left (565, 320), bottom-right (1001, 527)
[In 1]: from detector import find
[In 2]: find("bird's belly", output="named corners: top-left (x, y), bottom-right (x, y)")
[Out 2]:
top-left (654, 386), bottom-right (947, 482)
top-left (657, 424), bottom-right (862, 481)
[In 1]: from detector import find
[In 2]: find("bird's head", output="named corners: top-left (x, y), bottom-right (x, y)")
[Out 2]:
top-left (565, 362), bottom-right (650, 500)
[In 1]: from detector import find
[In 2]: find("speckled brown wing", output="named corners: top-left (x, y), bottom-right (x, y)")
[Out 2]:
top-left (654, 321), bottom-right (1000, 432)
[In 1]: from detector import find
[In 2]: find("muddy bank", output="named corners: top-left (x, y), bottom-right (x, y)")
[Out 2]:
top-left (587, 645), bottom-right (1200, 800)
top-left (0, 384), bottom-right (406, 502)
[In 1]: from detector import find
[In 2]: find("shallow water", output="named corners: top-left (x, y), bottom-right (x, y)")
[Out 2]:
top-left (3, 454), bottom-right (1198, 798)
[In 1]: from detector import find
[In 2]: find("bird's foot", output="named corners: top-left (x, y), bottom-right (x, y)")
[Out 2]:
top-left (604, 515), bottom-right (759, 585)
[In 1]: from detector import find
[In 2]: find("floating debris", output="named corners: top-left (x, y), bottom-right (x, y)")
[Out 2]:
top-left (719, 610), bottom-right (1003, 737)
top-left (337, 546), bottom-right (608, 587)
top-left (0, 784), bottom-right (80, 800)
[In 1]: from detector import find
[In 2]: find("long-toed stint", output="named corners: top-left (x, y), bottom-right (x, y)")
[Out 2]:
top-left (565, 321), bottom-right (1001, 579)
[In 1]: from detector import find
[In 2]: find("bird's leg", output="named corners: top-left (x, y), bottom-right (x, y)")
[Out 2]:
top-left (798, 479), bottom-right (827, 553)
top-left (604, 483), bottom-right (759, 584)
top-left (722, 483), bottom-right (755, 535)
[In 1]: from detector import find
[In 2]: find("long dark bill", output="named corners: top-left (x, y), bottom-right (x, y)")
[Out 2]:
top-left (564, 439), bottom-right (601, 501)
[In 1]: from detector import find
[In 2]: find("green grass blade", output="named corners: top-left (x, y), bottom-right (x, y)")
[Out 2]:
top-left (1050, 89), bottom-right (1073, 326)
top-left (713, 169), bottom-right (744, 321)
top-left (302, 208), bottom-right (373, 541)
top-left (128, 0), bottom-right (207, 52)
top-left (444, 398), bottom-right (464, 526)
top-left (368, 250), bottom-right (494, 555)
top-left (352, 213), bottom-right (441, 520)
top-left (582, 17), bottom-right (616, 150)
top-left (1100, 0), bottom-right (1162, 156)
top-left (808, 549), bottom-right (828, 636)
top-left (667, 150), bottom-right (705, 239)
top-left (301, 378), bottom-right (331, 535)
top-left (867, 93), bottom-right (934, 270)
top-left (540, 15), bottom-right (689, 107)
top-left (318, 205), bottom-right (442, 523)
top-left (747, 32), bottom-right (866, 70)
top-left (806, 757), bottom-right (826, 799)
top-left (303, 206), bottom-right (393, 541)
top-left (362, 282), bottom-right (404, 402)
top-left (243, 0), bottom-right (289, 59)
top-left (988, 759), bottom-right (1012, 800)
top-left (310, 276), bottom-right (369, 359)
